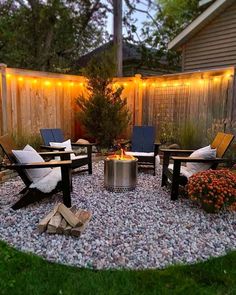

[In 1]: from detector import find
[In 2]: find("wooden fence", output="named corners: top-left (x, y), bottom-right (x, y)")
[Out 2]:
top-left (0, 64), bottom-right (235, 143)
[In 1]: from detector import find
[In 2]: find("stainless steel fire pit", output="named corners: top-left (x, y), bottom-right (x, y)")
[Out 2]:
top-left (104, 158), bottom-right (138, 192)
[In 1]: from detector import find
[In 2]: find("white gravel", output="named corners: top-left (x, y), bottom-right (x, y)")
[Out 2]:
top-left (0, 161), bottom-right (235, 270)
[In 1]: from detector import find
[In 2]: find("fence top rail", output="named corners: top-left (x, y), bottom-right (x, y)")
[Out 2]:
top-left (0, 65), bottom-right (235, 83)
top-left (4, 67), bottom-right (85, 81)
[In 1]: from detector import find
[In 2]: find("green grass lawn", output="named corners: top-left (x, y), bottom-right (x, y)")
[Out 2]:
top-left (0, 241), bottom-right (235, 295)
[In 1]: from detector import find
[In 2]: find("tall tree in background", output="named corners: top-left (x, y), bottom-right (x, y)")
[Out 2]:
top-left (0, 0), bottom-right (107, 72)
top-left (140, 0), bottom-right (200, 67)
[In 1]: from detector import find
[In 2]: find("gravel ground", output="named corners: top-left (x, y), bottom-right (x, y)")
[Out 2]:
top-left (0, 161), bottom-right (235, 270)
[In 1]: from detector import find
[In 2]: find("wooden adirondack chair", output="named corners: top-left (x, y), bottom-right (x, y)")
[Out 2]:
top-left (0, 134), bottom-right (72, 210)
top-left (125, 126), bottom-right (161, 176)
top-left (161, 132), bottom-right (235, 200)
top-left (40, 128), bottom-right (93, 174)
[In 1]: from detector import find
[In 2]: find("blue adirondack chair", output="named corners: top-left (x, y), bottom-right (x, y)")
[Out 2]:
top-left (125, 126), bottom-right (160, 176)
top-left (40, 128), bottom-right (93, 174)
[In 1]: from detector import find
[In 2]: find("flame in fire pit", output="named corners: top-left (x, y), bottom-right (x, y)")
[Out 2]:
top-left (107, 148), bottom-right (135, 160)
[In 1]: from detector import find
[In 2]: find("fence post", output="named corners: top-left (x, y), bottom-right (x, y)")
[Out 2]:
top-left (0, 64), bottom-right (8, 135)
top-left (232, 67), bottom-right (236, 126)
top-left (134, 74), bottom-right (143, 126)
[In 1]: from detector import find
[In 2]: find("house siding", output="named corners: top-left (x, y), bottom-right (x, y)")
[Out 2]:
top-left (183, 2), bottom-right (236, 71)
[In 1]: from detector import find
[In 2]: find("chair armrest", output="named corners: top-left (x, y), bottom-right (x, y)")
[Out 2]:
top-left (171, 156), bottom-right (229, 163)
top-left (39, 151), bottom-right (72, 160)
top-left (71, 143), bottom-right (96, 147)
top-left (40, 145), bottom-right (65, 151)
top-left (160, 148), bottom-right (195, 154)
top-left (0, 160), bottom-right (72, 170)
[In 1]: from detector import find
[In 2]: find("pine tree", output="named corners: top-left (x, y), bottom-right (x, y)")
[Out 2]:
top-left (76, 50), bottom-right (131, 149)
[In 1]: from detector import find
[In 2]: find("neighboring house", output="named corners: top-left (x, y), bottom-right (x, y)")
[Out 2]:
top-left (168, 0), bottom-right (236, 72)
top-left (76, 41), bottom-right (179, 77)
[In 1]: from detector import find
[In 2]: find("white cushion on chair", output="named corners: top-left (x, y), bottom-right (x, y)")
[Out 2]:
top-left (168, 164), bottom-right (194, 179)
top-left (49, 139), bottom-right (76, 160)
top-left (29, 167), bottom-right (61, 193)
top-left (73, 155), bottom-right (87, 160)
top-left (187, 145), bottom-right (216, 173)
top-left (12, 145), bottom-right (52, 183)
top-left (168, 145), bottom-right (217, 179)
top-left (125, 151), bottom-right (154, 157)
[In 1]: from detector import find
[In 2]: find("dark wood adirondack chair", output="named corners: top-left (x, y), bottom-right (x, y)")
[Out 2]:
top-left (161, 132), bottom-right (235, 200)
top-left (40, 128), bottom-right (93, 174)
top-left (0, 134), bottom-right (72, 210)
top-left (125, 126), bottom-right (161, 176)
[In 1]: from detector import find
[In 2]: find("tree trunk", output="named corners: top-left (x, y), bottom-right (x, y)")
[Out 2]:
top-left (113, 0), bottom-right (123, 77)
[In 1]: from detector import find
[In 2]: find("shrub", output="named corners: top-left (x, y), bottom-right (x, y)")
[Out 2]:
top-left (178, 120), bottom-right (203, 149)
top-left (12, 133), bottom-right (42, 150)
top-left (187, 169), bottom-right (236, 213)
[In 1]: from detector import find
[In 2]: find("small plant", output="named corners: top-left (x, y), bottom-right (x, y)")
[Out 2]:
top-left (188, 169), bottom-right (236, 213)
top-left (12, 133), bottom-right (42, 150)
top-left (159, 121), bottom-right (178, 145)
top-left (178, 120), bottom-right (203, 149)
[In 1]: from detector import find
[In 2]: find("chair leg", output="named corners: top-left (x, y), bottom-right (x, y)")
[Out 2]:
top-left (153, 158), bottom-right (156, 176)
top-left (61, 165), bottom-right (72, 207)
top-left (12, 190), bottom-right (44, 210)
top-left (88, 160), bottom-right (92, 174)
top-left (171, 160), bottom-right (181, 201)
top-left (161, 170), bottom-right (167, 186)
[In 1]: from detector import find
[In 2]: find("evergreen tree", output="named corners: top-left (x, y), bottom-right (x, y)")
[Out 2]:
top-left (76, 50), bottom-right (131, 149)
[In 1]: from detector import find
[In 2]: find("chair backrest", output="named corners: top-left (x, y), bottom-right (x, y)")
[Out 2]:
top-left (40, 128), bottom-right (65, 145)
top-left (131, 126), bottom-right (155, 152)
top-left (211, 132), bottom-right (234, 157)
top-left (0, 134), bottom-right (31, 186)
top-left (0, 134), bottom-right (16, 162)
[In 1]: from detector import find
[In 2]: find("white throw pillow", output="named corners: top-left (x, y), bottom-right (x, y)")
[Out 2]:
top-left (49, 139), bottom-right (76, 160)
top-left (186, 145), bottom-right (216, 174)
top-left (76, 138), bottom-right (90, 144)
top-left (12, 145), bottom-right (52, 183)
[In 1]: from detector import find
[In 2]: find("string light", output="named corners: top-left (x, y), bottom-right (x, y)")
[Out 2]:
top-left (44, 80), bottom-right (51, 86)
top-left (57, 82), bottom-right (62, 86)
top-left (18, 77), bottom-right (23, 81)
top-left (213, 77), bottom-right (220, 82)
top-left (33, 79), bottom-right (37, 84)
top-left (123, 82), bottom-right (128, 86)
top-left (162, 83), bottom-right (167, 87)
top-left (79, 82), bottom-right (83, 86)
top-left (142, 82), bottom-right (146, 87)
top-left (6, 74), bottom-right (11, 78)
top-left (69, 82), bottom-right (74, 86)
top-left (174, 83), bottom-right (180, 87)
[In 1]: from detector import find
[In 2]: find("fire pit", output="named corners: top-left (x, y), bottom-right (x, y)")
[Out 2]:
top-left (104, 150), bottom-right (138, 192)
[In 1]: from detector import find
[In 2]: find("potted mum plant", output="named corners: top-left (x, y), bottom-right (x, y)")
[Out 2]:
top-left (187, 169), bottom-right (236, 213)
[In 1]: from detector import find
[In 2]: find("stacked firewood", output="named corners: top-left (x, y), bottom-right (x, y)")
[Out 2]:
top-left (38, 203), bottom-right (92, 237)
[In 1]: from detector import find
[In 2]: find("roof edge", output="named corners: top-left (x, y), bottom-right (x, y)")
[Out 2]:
top-left (168, 0), bottom-right (234, 50)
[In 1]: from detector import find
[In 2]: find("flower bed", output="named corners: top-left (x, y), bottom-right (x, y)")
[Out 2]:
top-left (188, 169), bottom-right (236, 213)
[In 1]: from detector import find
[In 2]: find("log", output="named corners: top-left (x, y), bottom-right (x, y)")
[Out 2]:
top-left (71, 211), bottom-right (92, 237)
top-left (47, 212), bottom-right (62, 234)
top-left (38, 203), bottom-right (61, 233)
top-left (75, 210), bottom-right (92, 224)
top-left (57, 205), bottom-right (77, 234)
top-left (64, 225), bottom-right (72, 235)
top-left (57, 203), bottom-right (81, 227)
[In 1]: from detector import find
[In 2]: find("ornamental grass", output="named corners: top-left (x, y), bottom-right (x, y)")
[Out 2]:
top-left (187, 169), bottom-right (236, 213)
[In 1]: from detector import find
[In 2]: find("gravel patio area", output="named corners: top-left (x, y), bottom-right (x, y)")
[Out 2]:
top-left (0, 161), bottom-right (235, 270)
